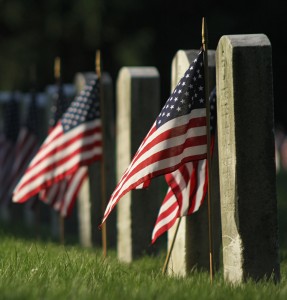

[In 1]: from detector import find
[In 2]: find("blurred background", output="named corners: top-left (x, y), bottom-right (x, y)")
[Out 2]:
top-left (0, 0), bottom-right (285, 127)
top-left (0, 0), bottom-right (287, 253)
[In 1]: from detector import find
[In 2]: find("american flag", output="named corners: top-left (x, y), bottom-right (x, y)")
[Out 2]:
top-left (151, 87), bottom-right (216, 244)
top-left (101, 49), bottom-right (207, 225)
top-left (0, 95), bottom-right (20, 205)
top-left (39, 81), bottom-right (88, 218)
top-left (1, 90), bottom-right (39, 206)
top-left (13, 79), bottom-right (102, 204)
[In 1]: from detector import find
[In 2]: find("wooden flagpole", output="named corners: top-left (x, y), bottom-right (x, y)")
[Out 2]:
top-left (202, 17), bottom-right (214, 282)
top-left (54, 56), bottom-right (61, 82)
top-left (54, 56), bottom-right (65, 245)
top-left (162, 217), bottom-right (182, 275)
top-left (96, 50), bottom-right (107, 258)
top-left (162, 19), bottom-right (213, 277)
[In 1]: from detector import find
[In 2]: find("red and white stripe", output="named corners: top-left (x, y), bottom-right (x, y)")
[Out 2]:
top-left (13, 119), bottom-right (101, 203)
top-left (151, 160), bottom-right (207, 244)
top-left (58, 167), bottom-right (88, 217)
top-left (102, 107), bottom-right (207, 225)
top-left (151, 188), bottom-right (179, 244)
top-left (40, 180), bottom-right (68, 207)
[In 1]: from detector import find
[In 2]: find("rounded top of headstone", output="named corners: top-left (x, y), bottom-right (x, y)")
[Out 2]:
top-left (118, 67), bottom-right (159, 79)
top-left (74, 72), bottom-right (94, 93)
top-left (74, 72), bottom-right (111, 92)
top-left (172, 49), bottom-right (216, 70)
top-left (219, 34), bottom-right (271, 48)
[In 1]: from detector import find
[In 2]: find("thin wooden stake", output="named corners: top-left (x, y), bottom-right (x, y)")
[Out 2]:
top-left (96, 50), bottom-right (107, 258)
top-left (162, 217), bottom-right (182, 275)
top-left (202, 17), bottom-right (214, 283)
top-left (54, 56), bottom-right (61, 80)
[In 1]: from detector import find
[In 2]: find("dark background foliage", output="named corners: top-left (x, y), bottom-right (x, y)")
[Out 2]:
top-left (0, 0), bottom-right (285, 127)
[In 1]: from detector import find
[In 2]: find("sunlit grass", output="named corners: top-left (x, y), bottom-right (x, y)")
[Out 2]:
top-left (0, 231), bottom-right (286, 300)
top-left (0, 170), bottom-right (286, 299)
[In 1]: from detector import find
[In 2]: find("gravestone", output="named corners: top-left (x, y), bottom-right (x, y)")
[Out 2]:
top-left (74, 72), bottom-right (116, 248)
top-left (167, 50), bottom-right (221, 276)
top-left (116, 67), bottom-right (164, 262)
top-left (216, 34), bottom-right (280, 283)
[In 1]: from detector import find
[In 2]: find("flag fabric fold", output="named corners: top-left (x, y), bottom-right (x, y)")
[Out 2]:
top-left (101, 49), bottom-right (207, 226)
top-left (151, 86), bottom-right (217, 244)
top-left (41, 166), bottom-right (88, 217)
top-left (39, 81), bottom-right (88, 217)
top-left (13, 78), bottom-right (102, 204)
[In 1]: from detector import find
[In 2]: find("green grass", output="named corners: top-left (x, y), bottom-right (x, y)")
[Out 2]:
top-left (0, 170), bottom-right (286, 299)
top-left (0, 229), bottom-right (287, 300)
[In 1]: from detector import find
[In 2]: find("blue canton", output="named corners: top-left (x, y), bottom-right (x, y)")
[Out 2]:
top-left (156, 50), bottom-right (205, 129)
top-left (62, 79), bottom-right (100, 133)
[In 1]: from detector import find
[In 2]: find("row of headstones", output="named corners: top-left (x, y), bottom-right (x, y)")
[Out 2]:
top-left (0, 33), bottom-right (279, 284)
top-left (76, 33), bottom-right (280, 284)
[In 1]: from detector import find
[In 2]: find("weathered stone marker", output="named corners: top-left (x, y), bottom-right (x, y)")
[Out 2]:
top-left (167, 50), bottom-right (221, 276)
top-left (116, 67), bottom-right (164, 262)
top-left (74, 72), bottom-right (115, 248)
top-left (216, 34), bottom-right (280, 283)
